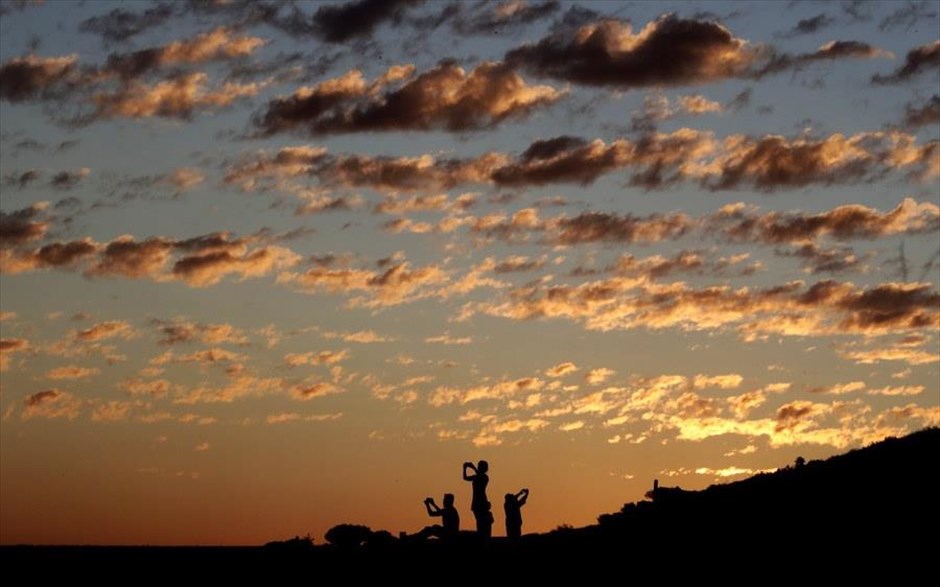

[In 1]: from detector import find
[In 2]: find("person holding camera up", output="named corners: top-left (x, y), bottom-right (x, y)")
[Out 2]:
top-left (504, 488), bottom-right (529, 539)
top-left (463, 460), bottom-right (490, 536)
top-left (416, 493), bottom-right (460, 540)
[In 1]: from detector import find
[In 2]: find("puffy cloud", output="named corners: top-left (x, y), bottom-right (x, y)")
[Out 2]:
top-left (150, 319), bottom-right (248, 345)
top-left (290, 380), bottom-right (343, 400)
top-left (226, 145), bottom-right (506, 194)
top-left (0, 337), bottom-right (30, 371)
top-left (225, 129), bottom-right (936, 197)
top-left (430, 377), bottom-right (544, 406)
top-left (872, 40), bottom-right (940, 84)
top-left (903, 95), bottom-right (940, 129)
top-left (491, 255), bottom-right (546, 274)
top-left (21, 389), bottom-right (81, 420)
top-left (613, 251), bottom-right (705, 279)
top-left (868, 385), bottom-right (925, 396)
top-left (710, 198), bottom-right (940, 244)
top-left (284, 349), bottom-right (349, 367)
top-left (875, 403), bottom-right (940, 428)
top-left (491, 130), bottom-right (714, 188)
top-left (0, 54), bottom-right (77, 102)
top-left (461, 277), bottom-right (940, 338)
top-left (76, 320), bottom-right (135, 342)
top-left (1, 239), bottom-right (100, 274)
top-left (776, 243), bottom-right (865, 274)
top-left (774, 400), bottom-right (832, 431)
top-left (322, 330), bottom-right (395, 343)
top-left (223, 145), bottom-right (329, 190)
top-left (120, 378), bottom-right (174, 397)
top-left (554, 210), bottom-right (695, 245)
top-left (46, 365), bottom-right (100, 380)
top-left (47, 232), bottom-right (304, 287)
top-left (374, 193), bottom-right (451, 215)
top-left (86, 236), bottom-right (175, 278)
top-left (807, 381), bottom-right (866, 394)
top-left (630, 94), bottom-right (722, 131)
top-left (471, 416), bottom-right (550, 446)
top-left (777, 13), bottom-right (835, 37)
top-left (165, 167), bottom-right (206, 191)
top-left (253, 61), bottom-right (563, 136)
top-left (50, 168), bottom-right (90, 189)
top-left (102, 27), bottom-right (265, 79)
top-left (175, 373), bottom-right (285, 404)
top-left (699, 132), bottom-right (937, 191)
top-left (88, 73), bottom-right (265, 121)
top-left (585, 367), bottom-right (615, 385)
top-left (171, 244), bottom-right (300, 287)
top-left (91, 401), bottom-right (133, 422)
top-left (171, 348), bottom-right (246, 365)
top-left (545, 361), bottom-right (578, 377)
top-left (280, 258), bottom-right (450, 308)
top-left (693, 374), bottom-right (743, 389)
top-left (0, 204), bottom-right (49, 248)
top-left (311, 0), bottom-right (420, 43)
top-left (3, 169), bottom-right (42, 189)
top-left (293, 191), bottom-right (363, 216)
top-left (505, 14), bottom-right (757, 88)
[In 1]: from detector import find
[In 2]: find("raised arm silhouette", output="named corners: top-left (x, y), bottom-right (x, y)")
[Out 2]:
top-left (504, 488), bottom-right (529, 539)
top-left (416, 493), bottom-right (460, 540)
top-left (463, 460), bottom-right (490, 537)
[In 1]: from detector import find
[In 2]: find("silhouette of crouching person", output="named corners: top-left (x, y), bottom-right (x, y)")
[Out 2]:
top-left (504, 488), bottom-right (528, 539)
top-left (416, 493), bottom-right (460, 540)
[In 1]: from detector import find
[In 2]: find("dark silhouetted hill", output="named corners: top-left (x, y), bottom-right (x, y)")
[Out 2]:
top-left (3, 428), bottom-right (937, 581)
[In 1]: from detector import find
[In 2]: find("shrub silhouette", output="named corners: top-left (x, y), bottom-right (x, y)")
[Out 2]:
top-left (325, 524), bottom-right (373, 548)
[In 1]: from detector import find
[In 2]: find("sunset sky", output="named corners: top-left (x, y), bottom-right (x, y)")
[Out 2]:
top-left (1, 0), bottom-right (938, 545)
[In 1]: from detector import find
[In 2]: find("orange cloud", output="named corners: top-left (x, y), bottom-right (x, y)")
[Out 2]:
top-left (284, 350), bottom-right (349, 367)
top-left (461, 277), bottom-right (939, 338)
top-left (0, 204), bottom-right (49, 248)
top-left (46, 365), bottom-right (101, 380)
top-left (253, 61), bottom-right (563, 135)
top-left (103, 27), bottom-right (265, 79)
top-left (0, 54), bottom-right (77, 102)
top-left (21, 389), bottom-right (81, 420)
top-left (506, 15), bottom-right (757, 88)
top-left (545, 361), bottom-right (578, 378)
top-left (322, 330), bottom-right (395, 344)
top-left (76, 320), bottom-right (135, 342)
top-left (290, 380), bottom-right (343, 401)
top-left (0, 338), bottom-right (30, 371)
top-left (90, 73), bottom-right (264, 121)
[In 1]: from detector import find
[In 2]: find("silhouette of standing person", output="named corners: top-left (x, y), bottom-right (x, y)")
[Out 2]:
top-left (463, 460), bottom-right (490, 536)
top-left (504, 488), bottom-right (529, 539)
top-left (479, 501), bottom-right (494, 539)
top-left (417, 493), bottom-right (460, 540)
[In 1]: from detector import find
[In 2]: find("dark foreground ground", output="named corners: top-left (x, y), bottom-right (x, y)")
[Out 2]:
top-left (3, 428), bottom-right (937, 581)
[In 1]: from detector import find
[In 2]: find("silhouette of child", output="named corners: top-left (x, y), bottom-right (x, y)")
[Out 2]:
top-left (417, 493), bottom-right (460, 540)
top-left (463, 460), bottom-right (490, 535)
top-left (504, 488), bottom-right (529, 539)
